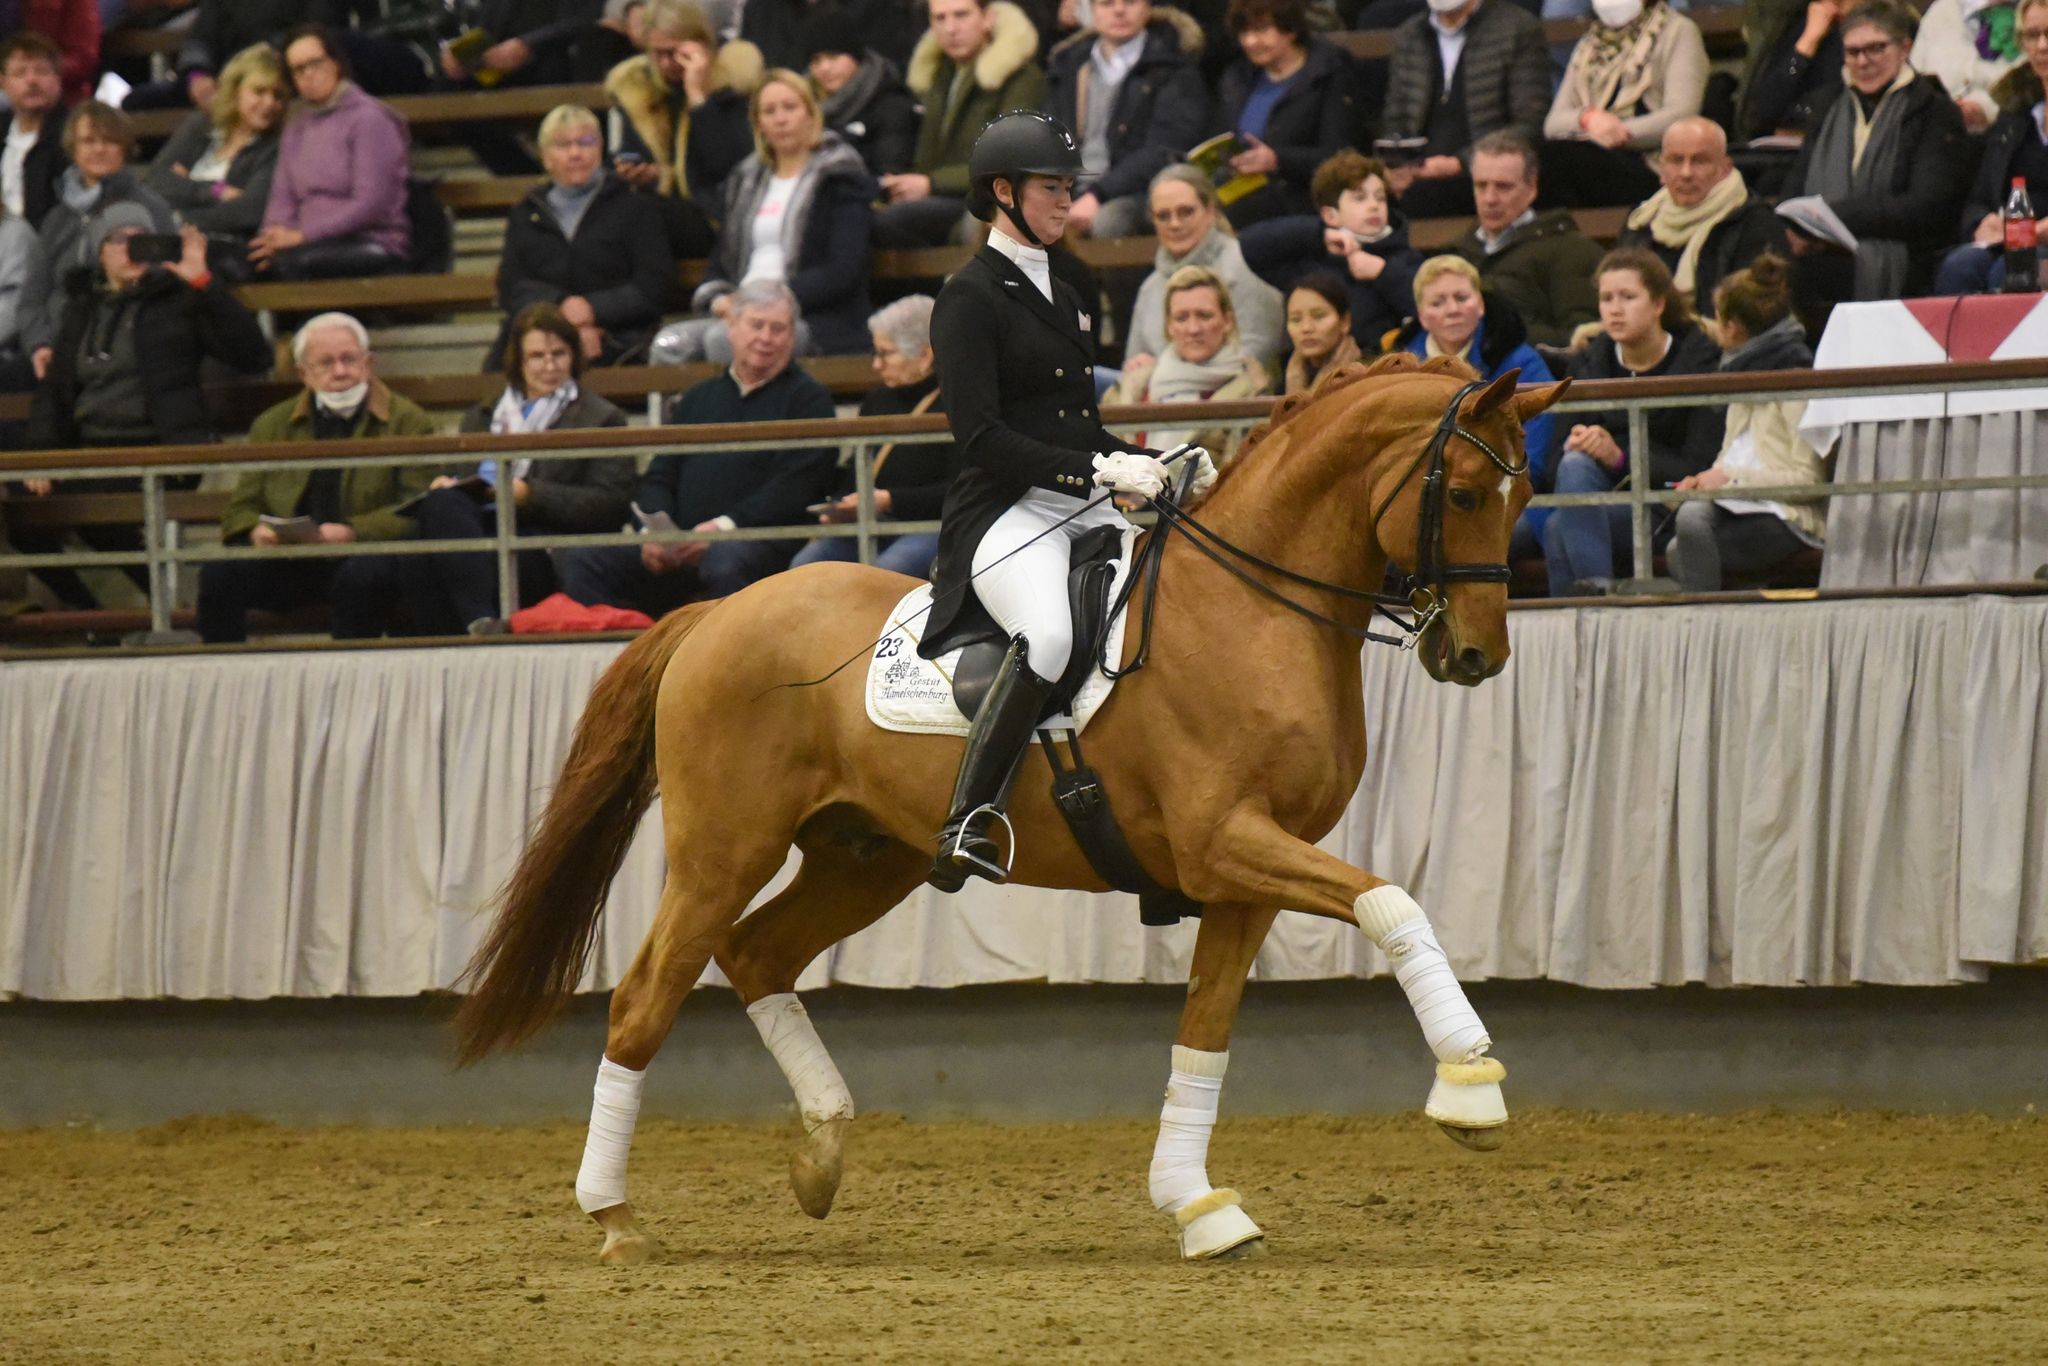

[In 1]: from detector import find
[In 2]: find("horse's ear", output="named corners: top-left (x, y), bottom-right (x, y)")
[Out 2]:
top-left (1467, 369), bottom-right (1521, 417)
top-left (1512, 378), bottom-right (1572, 421)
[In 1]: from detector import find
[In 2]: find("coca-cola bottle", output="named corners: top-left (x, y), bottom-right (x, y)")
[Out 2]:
top-left (2004, 177), bottom-right (2039, 293)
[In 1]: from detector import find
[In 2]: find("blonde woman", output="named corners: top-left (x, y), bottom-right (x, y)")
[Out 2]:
top-left (1108, 264), bottom-right (1273, 458)
top-left (144, 44), bottom-right (288, 267)
top-left (1126, 163), bottom-right (1286, 371)
top-left (650, 69), bottom-right (875, 362)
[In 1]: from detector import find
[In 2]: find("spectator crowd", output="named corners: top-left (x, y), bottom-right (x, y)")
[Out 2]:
top-left (6, 0), bottom-right (2042, 628)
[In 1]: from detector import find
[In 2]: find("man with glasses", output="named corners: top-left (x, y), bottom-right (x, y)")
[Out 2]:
top-left (1936, 0), bottom-right (2048, 294)
top-left (1779, 0), bottom-right (1969, 321)
top-left (197, 313), bottom-right (441, 644)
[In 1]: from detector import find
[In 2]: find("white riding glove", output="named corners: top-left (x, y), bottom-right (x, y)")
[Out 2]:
top-left (1161, 444), bottom-right (1219, 509)
top-left (1092, 450), bottom-right (1172, 502)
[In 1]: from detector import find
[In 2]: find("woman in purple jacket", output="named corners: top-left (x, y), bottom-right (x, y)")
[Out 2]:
top-left (252, 25), bottom-right (412, 280)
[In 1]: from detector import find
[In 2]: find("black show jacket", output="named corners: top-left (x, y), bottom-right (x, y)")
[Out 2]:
top-left (922, 243), bottom-right (1149, 654)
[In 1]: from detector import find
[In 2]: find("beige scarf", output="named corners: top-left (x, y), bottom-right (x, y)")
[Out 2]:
top-left (1285, 333), bottom-right (1362, 396)
top-left (1625, 168), bottom-right (1751, 296)
top-left (1562, 5), bottom-right (1671, 123)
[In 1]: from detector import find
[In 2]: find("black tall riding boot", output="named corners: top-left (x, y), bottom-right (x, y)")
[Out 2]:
top-left (929, 638), bottom-right (1056, 892)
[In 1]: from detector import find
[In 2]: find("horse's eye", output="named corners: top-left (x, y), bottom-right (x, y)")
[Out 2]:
top-left (1448, 488), bottom-right (1480, 513)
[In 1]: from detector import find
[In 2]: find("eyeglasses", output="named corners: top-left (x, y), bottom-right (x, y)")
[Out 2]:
top-left (549, 134), bottom-right (602, 150)
top-left (1841, 40), bottom-right (1897, 61)
top-left (288, 55), bottom-right (334, 77)
top-left (2022, 27), bottom-right (2048, 46)
top-left (303, 352), bottom-right (367, 373)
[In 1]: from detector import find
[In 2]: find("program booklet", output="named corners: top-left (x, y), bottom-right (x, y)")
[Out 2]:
top-left (257, 514), bottom-right (322, 545)
top-left (1775, 195), bottom-right (1859, 251)
top-left (1185, 133), bottom-right (1269, 207)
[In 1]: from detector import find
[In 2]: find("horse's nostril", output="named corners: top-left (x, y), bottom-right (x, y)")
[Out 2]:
top-left (1457, 646), bottom-right (1488, 676)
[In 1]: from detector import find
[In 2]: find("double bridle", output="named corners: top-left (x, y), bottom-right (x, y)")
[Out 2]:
top-left (1117, 379), bottom-right (1528, 668)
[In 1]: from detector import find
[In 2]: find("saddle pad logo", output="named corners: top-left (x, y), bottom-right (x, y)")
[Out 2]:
top-left (865, 532), bottom-right (1136, 738)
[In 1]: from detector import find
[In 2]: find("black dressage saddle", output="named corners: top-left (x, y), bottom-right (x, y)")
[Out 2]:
top-left (921, 524), bottom-right (1201, 927)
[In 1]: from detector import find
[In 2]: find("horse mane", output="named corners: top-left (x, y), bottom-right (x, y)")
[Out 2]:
top-left (1217, 352), bottom-right (1478, 492)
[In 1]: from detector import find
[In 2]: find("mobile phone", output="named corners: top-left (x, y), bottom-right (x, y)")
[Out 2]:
top-left (613, 149), bottom-right (648, 165)
top-left (126, 233), bottom-right (184, 264)
top-left (804, 500), bottom-right (838, 515)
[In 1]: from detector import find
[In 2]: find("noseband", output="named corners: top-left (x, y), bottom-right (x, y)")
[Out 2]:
top-left (1370, 378), bottom-right (1530, 642)
top-left (1141, 378), bottom-right (1528, 652)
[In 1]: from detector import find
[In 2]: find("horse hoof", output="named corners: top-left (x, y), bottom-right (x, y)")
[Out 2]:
top-left (1208, 1236), bottom-right (1267, 1262)
top-left (1425, 1057), bottom-right (1508, 1152)
top-left (1175, 1189), bottom-right (1264, 1261)
top-left (790, 1115), bottom-right (848, 1220)
top-left (1436, 1120), bottom-right (1507, 1152)
top-left (590, 1203), bottom-right (657, 1266)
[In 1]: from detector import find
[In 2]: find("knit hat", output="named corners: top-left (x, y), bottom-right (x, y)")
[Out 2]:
top-left (801, 7), bottom-right (866, 61)
top-left (84, 201), bottom-right (156, 259)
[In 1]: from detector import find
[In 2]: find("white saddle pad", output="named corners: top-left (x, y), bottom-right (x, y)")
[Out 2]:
top-left (865, 527), bottom-right (1136, 738)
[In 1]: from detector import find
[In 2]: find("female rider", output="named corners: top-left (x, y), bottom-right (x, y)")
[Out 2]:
top-left (922, 111), bottom-right (1212, 892)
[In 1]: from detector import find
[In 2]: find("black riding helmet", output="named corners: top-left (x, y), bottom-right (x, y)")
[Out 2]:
top-left (968, 111), bottom-right (1088, 248)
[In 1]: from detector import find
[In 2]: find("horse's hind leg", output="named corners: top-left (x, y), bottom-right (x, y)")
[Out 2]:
top-left (717, 835), bottom-right (929, 1219)
top-left (1150, 902), bottom-right (1278, 1262)
top-left (577, 835), bottom-right (789, 1266)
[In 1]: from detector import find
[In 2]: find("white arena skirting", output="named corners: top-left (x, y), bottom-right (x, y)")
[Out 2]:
top-left (3, 597), bottom-right (2045, 1002)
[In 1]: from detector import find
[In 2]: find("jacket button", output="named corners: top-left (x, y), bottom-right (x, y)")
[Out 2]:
top-left (1085, 365), bottom-right (1094, 375)
top-left (1083, 408), bottom-right (1092, 417)
top-left (1055, 367), bottom-right (1064, 377)
top-left (1058, 409), bottom-right (1066, 418)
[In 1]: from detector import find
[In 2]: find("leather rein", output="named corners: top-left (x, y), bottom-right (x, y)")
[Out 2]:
top-left (1107, 379), bottom-right (1528, 672)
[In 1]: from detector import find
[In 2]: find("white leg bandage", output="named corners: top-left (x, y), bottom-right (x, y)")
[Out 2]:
top-left (1355, 885), bottom-right (1491, 1065)
top-left (1148, 1045), bottom-right (1228, 1215)
top-left (746, 994), bottom-right (854, 1132)
top-left (575, 1055), bottom-right (645, 1214)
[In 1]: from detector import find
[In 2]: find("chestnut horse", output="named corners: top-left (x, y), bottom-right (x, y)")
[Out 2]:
top-left (454, 354), bottom-right (1567, 1264)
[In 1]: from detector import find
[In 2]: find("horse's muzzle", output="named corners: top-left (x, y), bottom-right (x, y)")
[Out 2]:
top-left (1417, 618), bottom-right (1505, 688)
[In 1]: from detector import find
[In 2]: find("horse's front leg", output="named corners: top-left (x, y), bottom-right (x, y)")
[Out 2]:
top-left (1179, 806), bottom-right (1510, 1151)
top-left (1153, 903), bottom-right (1279, 1261)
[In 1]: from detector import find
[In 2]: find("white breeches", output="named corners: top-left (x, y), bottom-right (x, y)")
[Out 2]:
top-left (970, 488), bottom-right (1126, 682)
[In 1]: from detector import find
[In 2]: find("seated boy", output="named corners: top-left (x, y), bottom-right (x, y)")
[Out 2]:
top-left (1238, 149), bottom-right (1423, 354)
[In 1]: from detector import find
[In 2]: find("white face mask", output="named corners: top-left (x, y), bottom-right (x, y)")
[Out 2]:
top-left (1592, 0), bottom-right (1643, 27)
top-left (314, 381), bottom-right (369, 415)
top-left (1425, 0), bottom-right (1467, 13)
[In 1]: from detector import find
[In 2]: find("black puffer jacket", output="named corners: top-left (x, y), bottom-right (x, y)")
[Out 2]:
top-left (1046, 8), bottom-right (1211, 206)
top-left (28, 268), bottom-right (272, 448)
top-left (1214, 36), bottom-right (1359, 220)
top-left (819, 57), bottom-right (920, 179)
top-left (497, 172), bottom-right (675, 352)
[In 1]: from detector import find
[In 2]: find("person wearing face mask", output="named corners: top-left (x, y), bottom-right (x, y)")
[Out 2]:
top-left (143, 45), bottom-right (291, 281)
top-left (1377, 0), bottom-right (1551, 219)
top-left (1105, 264), bottom-right (1273, 457)
top-left (1540, 0), bottom-right (1709, 208)
top-left (1544, 246), bottom-right (1723, 597)
top-left (919, 112), bottom-right (1200, 892)
top-left (199, 312), bottom-right (441, 644)
top-left (14, 208), bottom-right (271, 611)
top-left (1779, 0), bottom-right (1970, 325)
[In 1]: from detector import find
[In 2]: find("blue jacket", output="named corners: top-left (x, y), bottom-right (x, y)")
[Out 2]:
top-left (1400, 314), bottom-right (1557, 491)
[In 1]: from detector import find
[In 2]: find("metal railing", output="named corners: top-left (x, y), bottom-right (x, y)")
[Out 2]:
top-left (4, 357), bottom-right (2047, 641)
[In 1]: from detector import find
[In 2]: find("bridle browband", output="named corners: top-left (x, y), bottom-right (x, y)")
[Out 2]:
top-left (1129, 379), bottom-right (1528, 657)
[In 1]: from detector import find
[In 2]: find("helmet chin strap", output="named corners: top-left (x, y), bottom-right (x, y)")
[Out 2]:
top-left (996, 177), bottom-right (1048, 249)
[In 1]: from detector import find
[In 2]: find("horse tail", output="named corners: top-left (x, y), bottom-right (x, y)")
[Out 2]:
top-left (453, 602), bottom-right (714, 1065)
